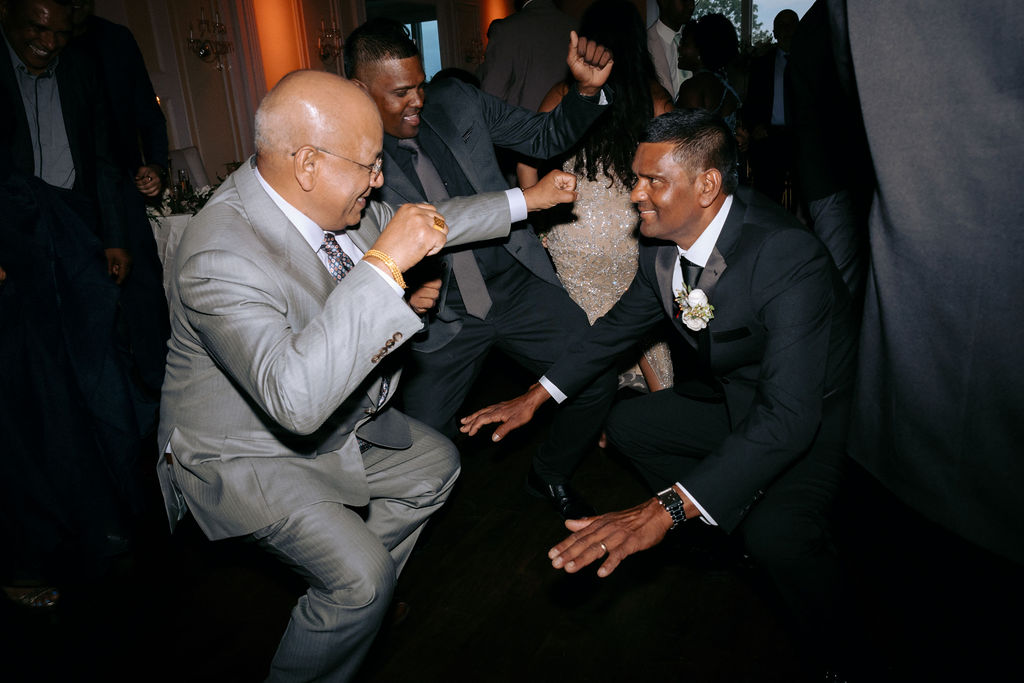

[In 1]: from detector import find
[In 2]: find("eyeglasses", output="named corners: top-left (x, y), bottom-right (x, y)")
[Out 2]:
top-left (292, 146), bottom-right (383, 181)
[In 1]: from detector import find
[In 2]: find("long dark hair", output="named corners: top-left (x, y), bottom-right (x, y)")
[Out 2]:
top-left (570, 0), bottom-right (658, 186)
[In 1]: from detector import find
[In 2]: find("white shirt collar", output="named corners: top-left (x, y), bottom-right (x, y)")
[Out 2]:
top-left (677, 195), bottom-right (734, 267)
top-left (654, 19), bottom-right (679, 43)
top-left (254, 166), bottom-right (330, 253)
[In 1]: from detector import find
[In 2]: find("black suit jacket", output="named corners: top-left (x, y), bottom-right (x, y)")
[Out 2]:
top-left (744, 47), bottom-right (785, 131)
top-left (75, 16), bottom-right (169, 174)
top-left (375, 77), bottom-right (607, 351)
top-left (0, 41), bottom-right (128, 248)
top-left (546, 189), bottom-right (857, 531)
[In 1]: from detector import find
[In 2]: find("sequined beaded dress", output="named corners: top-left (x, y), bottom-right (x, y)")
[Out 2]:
top-left (544, 158), bottom-right (674, 389)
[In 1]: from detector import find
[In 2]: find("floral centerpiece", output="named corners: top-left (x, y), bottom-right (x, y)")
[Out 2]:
top-left (146, 183), bottom-right (218, 220)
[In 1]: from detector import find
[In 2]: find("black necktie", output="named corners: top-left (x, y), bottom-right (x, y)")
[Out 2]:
top-left (682, 255), bottom-right (703, 290)
top-left (397, 137), bottom-right (492, 319)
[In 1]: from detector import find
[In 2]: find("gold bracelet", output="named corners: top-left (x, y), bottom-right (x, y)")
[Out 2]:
top-left (363, 249), bottom-right (406, 289)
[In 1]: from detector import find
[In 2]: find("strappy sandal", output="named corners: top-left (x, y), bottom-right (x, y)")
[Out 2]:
top-left (3, 585), bottom-right (60, 609)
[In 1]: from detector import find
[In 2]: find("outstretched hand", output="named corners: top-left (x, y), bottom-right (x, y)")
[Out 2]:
top-left (523, 169), bottom-right (577, 211)
top-left (459, 382), bottom-right (551, 441)
top-left (548, 498), bottom-right (674, 578)
top-left (567, 30), bottom-right (614, 96)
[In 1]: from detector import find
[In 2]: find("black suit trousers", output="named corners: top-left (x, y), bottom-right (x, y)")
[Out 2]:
top-left (400, 261), bottom-right (617, 482)
top-left (605, 389), bottom-right (852, 666)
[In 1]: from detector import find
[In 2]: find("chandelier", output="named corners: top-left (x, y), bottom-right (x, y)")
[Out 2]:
top-left (187, 4), bottom-right (233, 71)
top-left (318, 19), bottom-right (342, 66)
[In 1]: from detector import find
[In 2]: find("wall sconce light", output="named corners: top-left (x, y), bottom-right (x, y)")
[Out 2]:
top-left (318, 19), bottom-right (342, 66)
top-left (188, 4), bottom-right (233, 70)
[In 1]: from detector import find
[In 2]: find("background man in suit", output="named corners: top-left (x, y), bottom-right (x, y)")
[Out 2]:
top-left (156, 70), bottom-right (580, 681)
top-left (478, 0), bottom-right (576, 112)
top-left (745, 8), bottom-right (800, 210)
top-left (345, 19), bottom-right (618, 520)
top-left (70, 0), bottom-right (172, 432)
top-left (0, 0), bottom-right (131, 281)
top-left (463, 109), bottom-right (857, 676)
top-left (0, 0), bottom-right (146, 606)
top-left (647, 0), bottom-right (695, 99)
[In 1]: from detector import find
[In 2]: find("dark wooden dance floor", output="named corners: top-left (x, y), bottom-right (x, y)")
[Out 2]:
top-left (2, 355), bottom-right (1020, 682)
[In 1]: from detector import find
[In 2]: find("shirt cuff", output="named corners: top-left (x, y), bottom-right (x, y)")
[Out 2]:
top-left (506, 188), bottom-right (528, 223)
top-left (575, 85), bottom-right (609, 105)
top-left (367, 262), bottom-right (407, 295)
top-left (676, 482), bottom-right (719, 526)
top-left (538, 376), bottom-right (567, 404)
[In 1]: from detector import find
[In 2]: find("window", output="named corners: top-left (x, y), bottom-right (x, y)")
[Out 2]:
top-left (693, 0), bottom-right (814, 47)
top-left (405, 20), bottom-right (442, 80)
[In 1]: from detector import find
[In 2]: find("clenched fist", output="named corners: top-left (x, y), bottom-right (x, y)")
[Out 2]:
top-left (369, 203), bottom-right (449, 273)
top-left (523, 169), bottom-right (578, 211)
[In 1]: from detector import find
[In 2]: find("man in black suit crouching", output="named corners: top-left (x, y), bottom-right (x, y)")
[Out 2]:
top-left (462, 109), bottom-right (858, 676)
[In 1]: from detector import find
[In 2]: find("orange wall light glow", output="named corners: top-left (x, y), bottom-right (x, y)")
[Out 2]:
top-left (480, 0), bottom-right (514, 45)
top-left (253, 0), bottom-right (304, 92)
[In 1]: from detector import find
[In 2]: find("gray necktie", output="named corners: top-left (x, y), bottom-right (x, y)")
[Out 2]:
top-left (397, 137), bottom-right (492, 319)
top-left (682, 255), bottom-right (703, 290)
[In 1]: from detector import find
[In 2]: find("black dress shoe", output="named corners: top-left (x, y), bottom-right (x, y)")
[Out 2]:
top-left (525, 468), bottom-right (596, 520)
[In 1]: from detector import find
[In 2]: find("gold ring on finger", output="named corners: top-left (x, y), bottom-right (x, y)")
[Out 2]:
top-left (432, 215), bottom-right (447, 232)
top-left (599, 542), bottom-right (608, 554)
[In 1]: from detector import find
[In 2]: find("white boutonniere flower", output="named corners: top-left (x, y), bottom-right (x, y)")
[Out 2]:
top-left (674, 284), bottom-right (715, 331)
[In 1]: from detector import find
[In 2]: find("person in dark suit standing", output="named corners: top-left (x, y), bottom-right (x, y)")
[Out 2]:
top-left (70, 0), bottom-right (171, 430)
top-left (0, 0), bottom-right (130, 281)
top-left (744, 9), bottom-right (800, 210)
top-left (478, 0), bottom-right (576, 112)
top-left (463, 109), bottom-right (858, 676)
top-left (345, 19), bottom-right (617, 519)
top-left (0, 0), bottom-right (141, 608)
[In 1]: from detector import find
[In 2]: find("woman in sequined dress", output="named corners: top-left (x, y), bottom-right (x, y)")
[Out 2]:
top-left (520, 0), bottom-right (674, 391)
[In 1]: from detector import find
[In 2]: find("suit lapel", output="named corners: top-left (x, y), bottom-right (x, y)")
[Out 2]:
top-left (696, 194), bottom-right (745, 298)
top-left (234, 160), bottom-right (335, 305)
top-left (655, 244), bottom-right (699, 350)
top-left (379, 148), bottom-right (425, 203)
top-left (421, 112), bottom-right (483, 194)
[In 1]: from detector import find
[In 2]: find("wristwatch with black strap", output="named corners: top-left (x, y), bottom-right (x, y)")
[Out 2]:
top-left (657, 486), bottom-right (687, 529)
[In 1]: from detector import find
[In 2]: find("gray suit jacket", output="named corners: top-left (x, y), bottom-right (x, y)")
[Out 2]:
top-left (478, 0), bottom-right (576, 111)
top-left (376, 77), bottom-right (607, 351)
top-left (157, 158), bottom-right (511, 539)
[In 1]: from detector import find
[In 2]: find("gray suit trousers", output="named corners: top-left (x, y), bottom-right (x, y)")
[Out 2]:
top-left (250, 419), bottom-right (459, 682)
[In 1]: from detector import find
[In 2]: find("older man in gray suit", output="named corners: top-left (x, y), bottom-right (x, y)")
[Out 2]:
top-left (156, 70), bottom-right (576, 681)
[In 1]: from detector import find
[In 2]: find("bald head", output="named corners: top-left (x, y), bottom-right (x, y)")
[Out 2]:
top-left (255, 70), bottom-right (381, 161)
top-left (254, 70), bottom-right (385, 230)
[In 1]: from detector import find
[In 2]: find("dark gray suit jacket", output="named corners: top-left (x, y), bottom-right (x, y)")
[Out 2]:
top-left (0, 42), bottom-right (128, 248)
top-left (375, 77), bottom-right (607, 351)
top-left (478, 0), bottom-right (576, 111)
top-left (836, 1), bottom-right (1024, 563)
top-left (545, 190), bottom-right (857, 531)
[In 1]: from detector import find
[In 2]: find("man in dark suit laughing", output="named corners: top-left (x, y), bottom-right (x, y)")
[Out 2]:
top-left (462, 108), bottom-right (857, 675)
